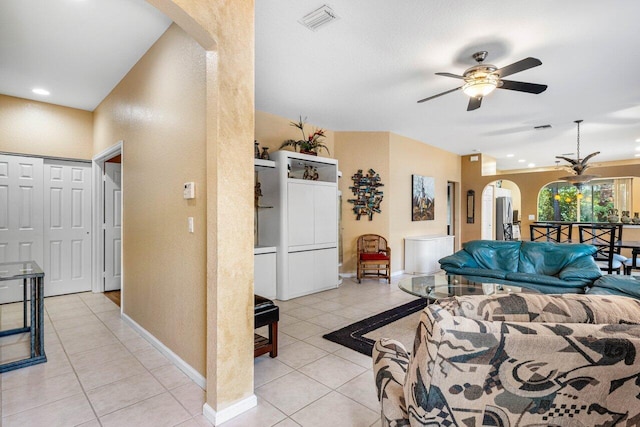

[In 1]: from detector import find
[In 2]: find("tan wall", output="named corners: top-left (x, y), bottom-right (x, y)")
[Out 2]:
top-left (93, 24), bottom-right (207, 375)
top-left (255, 110), bottom-right (335, 158)
top-left (334, 132), bottom-right (391, 273)
top-left (0, 95), bottom-right (93, 159)
top-left (461, 154), bottom-right (640, 243)
top-left (388, 133), bottom-right (461, 272)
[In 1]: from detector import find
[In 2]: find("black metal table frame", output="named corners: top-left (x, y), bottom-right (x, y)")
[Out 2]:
top-left (0, 262), bottom-right (46, 372)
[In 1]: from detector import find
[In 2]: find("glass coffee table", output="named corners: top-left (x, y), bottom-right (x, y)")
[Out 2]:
top-left (398, 274), bottom-right (539, 301)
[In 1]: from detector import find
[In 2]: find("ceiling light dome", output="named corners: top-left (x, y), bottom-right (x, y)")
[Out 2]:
top-left (462, 73), bottom-right (498, 98)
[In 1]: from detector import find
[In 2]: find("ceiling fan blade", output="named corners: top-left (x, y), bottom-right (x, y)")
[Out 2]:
top-left (467, 96), bottom-right (482, 111)
top-left (417, 87), bottom-right (461, 103)
top-left (498, 79), bottom-right (548, 94)
top-left (435, 72), bottom-right (464, 79)
top-left (496, 57), bottom-right (542, 78)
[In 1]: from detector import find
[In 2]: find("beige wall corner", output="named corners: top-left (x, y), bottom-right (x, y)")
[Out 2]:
top-left (93, 23), bottom-right (208, 375)
top-left (388, 133), bottom-right (461, 272)
top-left (255, 110), bottom-right (336, 158)
top-left (334, 131), bottom-right (390, 274)
top-left (0, 95), bottom-right (93, 159)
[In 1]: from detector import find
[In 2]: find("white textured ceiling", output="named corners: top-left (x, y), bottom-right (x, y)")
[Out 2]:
top-left (256, 1), bottom-right (640, 171)
top-left (0, 0), bottom-right (171, 111)
top-left (2, 1), bottom-right (639, 172)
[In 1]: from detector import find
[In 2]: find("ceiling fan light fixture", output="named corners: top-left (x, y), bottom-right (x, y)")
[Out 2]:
top-left (462, 74), bottom-right (498, 98)
top-left (556, 120), bottom-right (600, 185)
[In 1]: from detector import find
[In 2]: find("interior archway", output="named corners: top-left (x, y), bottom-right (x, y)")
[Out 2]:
top-left (480, 179), bottom-right (522, 240)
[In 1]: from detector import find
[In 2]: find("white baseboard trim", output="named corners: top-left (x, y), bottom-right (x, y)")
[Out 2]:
top-left (203, 395), bottom-right (257, 425)
top-left (122, 313), bottom-right (206, 389)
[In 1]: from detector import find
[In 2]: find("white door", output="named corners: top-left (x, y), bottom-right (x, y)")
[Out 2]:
top-left (43, 160), bottom-right (92, 297)
top-left (481, 185), bottom-right (494, 240)
top-left (104, 162), bottom-right (122, 291)
top-left (0, 155), bottom-right (44, 304)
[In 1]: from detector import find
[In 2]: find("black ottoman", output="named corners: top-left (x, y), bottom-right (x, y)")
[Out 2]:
top-left (254, 295), bottom-right (279, 358)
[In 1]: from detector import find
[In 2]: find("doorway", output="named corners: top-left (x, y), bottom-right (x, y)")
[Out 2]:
top-left (92, 142), bottom-right (123, 309)
top-left (481, 180), bottom-right (522, 240)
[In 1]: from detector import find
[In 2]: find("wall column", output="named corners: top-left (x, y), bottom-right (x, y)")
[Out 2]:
top-left (146, 0), bottom-right (256, 424)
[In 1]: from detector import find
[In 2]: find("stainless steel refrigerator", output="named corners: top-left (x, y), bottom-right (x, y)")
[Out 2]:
top-left (495, 196), bottom-right (513, 240)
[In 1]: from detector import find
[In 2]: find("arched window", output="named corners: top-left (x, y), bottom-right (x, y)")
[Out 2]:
top-left (537, 178), bottom-right (631, 222)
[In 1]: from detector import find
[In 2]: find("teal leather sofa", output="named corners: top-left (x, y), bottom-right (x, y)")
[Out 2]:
top-left (439, 240), bottom-right (602, 294)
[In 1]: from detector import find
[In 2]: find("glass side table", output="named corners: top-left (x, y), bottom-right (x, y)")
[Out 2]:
top-left (0, 261), bottom-right (46, 372)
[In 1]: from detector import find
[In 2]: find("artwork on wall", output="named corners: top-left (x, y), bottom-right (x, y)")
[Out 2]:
top-left (412, 175), bottom-right (434, 221)
top-left (347, 169), bottom-right (384, 221)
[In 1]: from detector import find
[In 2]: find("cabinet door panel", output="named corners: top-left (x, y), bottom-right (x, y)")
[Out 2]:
top-left (254, 252), bottom-right (276, 299)
top-left (314, 247), bottom-right (337, 291)
top-left (287, 250), bottom-right (315, 297)
top-left (287, 182), bottom-right (314, 246)
top-left (313, 185), bottom-right (337, 245)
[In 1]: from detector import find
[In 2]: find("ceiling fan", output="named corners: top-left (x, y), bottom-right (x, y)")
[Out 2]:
top-left (417, 51), bottom-right (548, 111)
top-left (556, 119), bottom-right (600, 187)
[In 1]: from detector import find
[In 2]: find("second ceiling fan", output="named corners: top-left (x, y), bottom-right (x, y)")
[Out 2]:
top-left (417, 51), bottom-right (548, 111)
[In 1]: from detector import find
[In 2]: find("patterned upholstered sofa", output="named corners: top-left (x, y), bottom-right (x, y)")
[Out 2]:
top-left (373, 293), bottom-right (640, 426)
top-left (439, 240), bottom-right (602, 294)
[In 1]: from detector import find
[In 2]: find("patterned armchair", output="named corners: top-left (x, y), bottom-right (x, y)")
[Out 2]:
top-left (373, 293), bottom-right (640, 426)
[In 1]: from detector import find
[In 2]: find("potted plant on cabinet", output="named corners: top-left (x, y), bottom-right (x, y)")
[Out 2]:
top-left (279, 116), bottom-right (330, 156)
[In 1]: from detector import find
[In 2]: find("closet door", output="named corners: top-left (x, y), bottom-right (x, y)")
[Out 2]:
top-left (0, 155), bottom-right (44, 304)
top-left (43, 160), bottom-right (92, 297)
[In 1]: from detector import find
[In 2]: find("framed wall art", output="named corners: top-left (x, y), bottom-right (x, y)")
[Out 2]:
top-left (412, 175), bottom-right (434, 221)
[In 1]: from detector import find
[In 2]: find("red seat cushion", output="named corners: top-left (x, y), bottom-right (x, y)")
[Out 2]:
top-left (360, 253), bottom-right (389, 261)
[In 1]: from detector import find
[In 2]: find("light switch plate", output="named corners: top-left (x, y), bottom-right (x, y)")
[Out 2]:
top-left (528, 214), bottom-right (535, 220)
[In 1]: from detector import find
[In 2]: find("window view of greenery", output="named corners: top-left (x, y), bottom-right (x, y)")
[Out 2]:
top-left (538, 179), bottom-right (621, 222)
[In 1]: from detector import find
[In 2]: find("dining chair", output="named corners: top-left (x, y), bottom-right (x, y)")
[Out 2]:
top-left (558, 224), bottom-right (573, 243)
top-left (529, 223), bottom-right (562, 242)
top-left (502, 223), bottom-right (514, 241)
top-left (624, 248), bottom-right (640, 275)
top-left (356, 234), bottom-right (391, 283)
top-left (578, 224), bottom-right (625, 274)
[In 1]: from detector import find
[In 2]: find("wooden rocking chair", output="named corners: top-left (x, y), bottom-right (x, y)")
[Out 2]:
top-left (356, 234), bottom-right (391, 283)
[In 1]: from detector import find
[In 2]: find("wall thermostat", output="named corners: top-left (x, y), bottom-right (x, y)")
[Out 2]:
top-left (183, 182), bottom-right (195, 199)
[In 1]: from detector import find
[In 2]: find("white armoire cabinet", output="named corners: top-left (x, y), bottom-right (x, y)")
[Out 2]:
top-left (258, 151), bottom-right (339, 301)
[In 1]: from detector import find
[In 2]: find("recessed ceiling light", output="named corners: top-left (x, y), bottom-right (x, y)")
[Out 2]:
top-left (636, 138), bottom-right (640, 143)
top-left (635, 153), bottom-right (640, 157)
top-left (518, 159), bottom-right (525, 163)
top-left (528, 163), bottom-right (535, 168)
top-left (506, 154), bottom-right (514, 158)
top-left (32, 88), bottom-right (50, 96)
top-left (635, 146), bottom-right (640, 151)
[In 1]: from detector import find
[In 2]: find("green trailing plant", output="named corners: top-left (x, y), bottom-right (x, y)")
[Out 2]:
top-left (279, 116), bottom-right (330, 155)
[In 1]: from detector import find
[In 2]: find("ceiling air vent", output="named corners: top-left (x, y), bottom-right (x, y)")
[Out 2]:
top-left (534, 124), bottom-right (552, 130)
top-left (299, 5), bottom-right (339, 31)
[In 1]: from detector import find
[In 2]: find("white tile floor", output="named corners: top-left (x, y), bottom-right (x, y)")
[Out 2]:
top-left (0, 275), bottom-right (418, 427)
